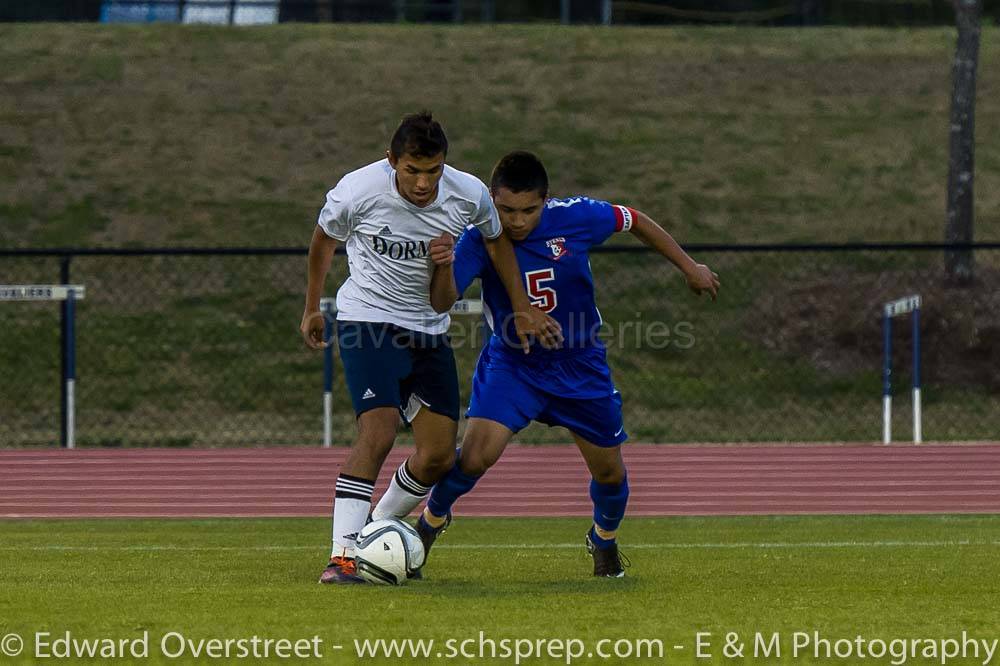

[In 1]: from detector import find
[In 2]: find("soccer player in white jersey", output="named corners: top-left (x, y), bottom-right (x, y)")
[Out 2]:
top-left (300, 113), bottom-right (561, 583)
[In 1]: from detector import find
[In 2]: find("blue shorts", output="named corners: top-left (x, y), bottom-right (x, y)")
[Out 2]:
top-left (466, 346), bottom-right (627, 447)
top-left (337, 321), bottom-right (460, 422)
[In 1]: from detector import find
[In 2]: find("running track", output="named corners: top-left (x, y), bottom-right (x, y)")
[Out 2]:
top-left (1, 444), bottom-right (999, 518)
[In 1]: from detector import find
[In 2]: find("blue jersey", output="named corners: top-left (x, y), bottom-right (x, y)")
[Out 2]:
top-left (454, 196), bottom-right (635, 361)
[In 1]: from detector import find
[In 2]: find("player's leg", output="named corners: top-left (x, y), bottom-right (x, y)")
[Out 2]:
top-left (332, 407), bottom-right (399, 553)
top-left (423, 348), bottom-right (541, 525)
top-left (576, 431), bottom-right (631, 578)
top-left (573, 434), bottom-right (631, 577)
top-left (417, 348), bottom-right (541, 560)
top-left (537, 384), bottom-right (630, 577)
top-left (413, 417), bottom-right (515, 564)
top-left (321, 322), bottom-right (409, 584)
top-left (424, 416), bottom-right (515, 523)
top-left (371, 329), bottom-right (460, 522)
top-left (574, 435), bottom-right (628, 543)
top-left (371, 407), bottom-right (457, 522)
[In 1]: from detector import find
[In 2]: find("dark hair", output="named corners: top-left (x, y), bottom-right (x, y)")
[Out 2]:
top-left (490, 151), bottom-right (548, 197)
top-left (389, 112), bottom-right (448, 159)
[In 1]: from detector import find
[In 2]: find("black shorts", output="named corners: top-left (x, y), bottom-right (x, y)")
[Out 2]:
top-left (337, 321), bottom-right (460, 423)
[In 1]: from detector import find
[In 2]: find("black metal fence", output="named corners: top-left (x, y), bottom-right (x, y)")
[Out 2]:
top-left (1, 244), bottom-right (998, 447)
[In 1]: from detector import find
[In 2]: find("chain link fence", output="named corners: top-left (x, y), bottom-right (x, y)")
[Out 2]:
top-left (1, 245), bottom-right (997, 447)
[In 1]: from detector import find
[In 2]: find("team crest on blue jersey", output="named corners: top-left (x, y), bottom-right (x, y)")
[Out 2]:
top-left (545, 237), bottom-right (570, 260)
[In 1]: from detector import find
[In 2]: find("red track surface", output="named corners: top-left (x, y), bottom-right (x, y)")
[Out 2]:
top-left (1, 444), bottom-right (999, 518)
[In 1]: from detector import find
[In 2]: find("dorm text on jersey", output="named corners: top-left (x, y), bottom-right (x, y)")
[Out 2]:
top-left (317, 159), bottom-right (502, 335)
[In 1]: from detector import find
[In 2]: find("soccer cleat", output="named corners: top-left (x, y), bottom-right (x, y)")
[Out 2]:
top-left (586, 531), bottom-right (631, 578)
top-left (408, 512), bottom-right (452, 579)
top-left (318, 556), bottom-right (366, 584)
top-left (416, 512), bottom-right (452, 556)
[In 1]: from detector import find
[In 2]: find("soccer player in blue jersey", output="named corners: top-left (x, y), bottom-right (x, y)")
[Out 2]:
top-left (416, 151), bottom-right (720, 577)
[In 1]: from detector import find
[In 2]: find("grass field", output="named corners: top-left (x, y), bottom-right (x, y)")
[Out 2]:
top-left (2, 515), bottom-right (1000, 664)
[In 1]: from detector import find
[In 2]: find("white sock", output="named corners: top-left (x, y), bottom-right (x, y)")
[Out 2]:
top-left (331, 474), bottom-right (375, 559)
top-left (371, 459), bottom-right (432, 521)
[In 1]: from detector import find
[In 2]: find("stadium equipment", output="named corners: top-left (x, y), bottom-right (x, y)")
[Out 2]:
top-left (882, 295), bottom-right (922, 444)
top-left (0, 284), bottom-right (85, 448)
top-left (354, 518), bottom-right (426, 585)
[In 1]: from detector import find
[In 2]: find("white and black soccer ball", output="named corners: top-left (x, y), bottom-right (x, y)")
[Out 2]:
top-left (354, 518), bottom-right (426, 585)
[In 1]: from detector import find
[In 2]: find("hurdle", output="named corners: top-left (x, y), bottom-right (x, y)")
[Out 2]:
top-left (882, 294), bottom-right (921, 444)
top-left (0, 285), bottom-right (86, 448)
top-left (318, 297), bottom-right (484, 448)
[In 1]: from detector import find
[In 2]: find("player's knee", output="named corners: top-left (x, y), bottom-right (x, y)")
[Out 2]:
top-left (410, 448), bottom-right (456, 483)
top-left (353, 413), bottom-right (397, 459)
top-left (591, 460), bottom-right (626, 485)
top-left (457, 447), bottom-right (497, 477)
top-left (352, 436), bottom-right (394, 471)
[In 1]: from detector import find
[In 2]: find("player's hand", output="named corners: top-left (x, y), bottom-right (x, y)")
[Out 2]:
top-left (514, 307), bottom-right (564, 353)
top-left (685, 263), bottom-right (720, 301)
top-left (428, 232), bottom-right (455, 266)
top-left (300, 309), bottom-right (329, 350)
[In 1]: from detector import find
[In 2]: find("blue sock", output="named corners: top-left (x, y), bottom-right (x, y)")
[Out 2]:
top-left (589, 476), bottom-right (629, 549)
top-left (427, 459), bottom-right (481, 518)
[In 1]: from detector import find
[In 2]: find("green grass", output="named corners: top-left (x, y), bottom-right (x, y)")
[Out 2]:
top-left (1, 25), bottom-right (998, 247)
top-left (1, 516), bottom-right (999, 664)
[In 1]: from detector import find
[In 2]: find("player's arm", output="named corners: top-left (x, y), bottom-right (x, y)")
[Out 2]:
top-left (428, 233), bottom-right (458, 314)
top-left (300, 225), bottom-right (338, 349)
top-left (630, 209), bottom-right (720, 300)
top-left (301, 180), bottom-right (352, 349)
top-left (483, 232), bottom-right (564, 352)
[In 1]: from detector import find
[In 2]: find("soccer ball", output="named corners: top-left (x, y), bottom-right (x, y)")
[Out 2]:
top-left (354, 518), bottom-right (426, 585)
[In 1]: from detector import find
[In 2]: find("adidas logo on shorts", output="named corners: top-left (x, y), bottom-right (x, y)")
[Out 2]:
top-left (378, 226), bottom-right (393, 236)
top-left (362, 388), bottom-right (376, 399)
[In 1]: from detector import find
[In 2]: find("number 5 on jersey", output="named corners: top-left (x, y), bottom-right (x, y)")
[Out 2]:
top-left (525, 269), bottom-right (557, 313)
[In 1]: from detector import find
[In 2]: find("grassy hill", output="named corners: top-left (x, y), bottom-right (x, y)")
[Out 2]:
top-left (1, 24), bottom-right (998, 248)
top-left (1, 24), bottom-right (998, 445)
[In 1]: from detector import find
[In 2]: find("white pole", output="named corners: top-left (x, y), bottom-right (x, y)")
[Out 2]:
top-left (65, 286), bottom-right (78, 450)
top-left (882, 395), bottom-right (892, 444)
top-left (913, 388), bottom-right (922, 444)
top-left (321, 297), bottom-right (335, 449)
top-left (66, 379), bottom-right (75, 449)
top-left (323, 392), bottom-right (332, 448)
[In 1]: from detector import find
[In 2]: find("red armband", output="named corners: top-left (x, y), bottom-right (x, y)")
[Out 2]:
top-left (612, 205), bottom-right (637, 232)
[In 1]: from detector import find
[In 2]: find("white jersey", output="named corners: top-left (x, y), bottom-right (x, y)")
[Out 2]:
top-left (317, 159), bottom-right (501, 334)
